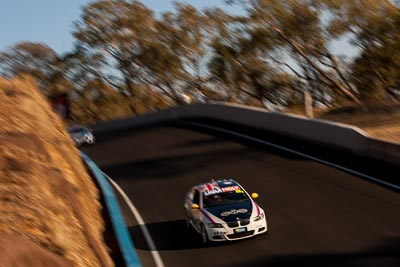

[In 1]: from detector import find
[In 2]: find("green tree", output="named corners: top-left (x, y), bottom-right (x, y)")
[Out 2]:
top-left (140, 3), bottom-right (213, 103)
top-left (206, 8), bottom-right (267, 105)
top-left (207, 6), bottom-right (303, 108)
top-left (169, 3), bottom-right (211, 94)
top-left (136, 41), bottom-right (186, 102)
top-left (62, 45), bottom-right (107, 91)
top-left (70, 78), bottom-right (133, 124)
top-left (324, 0), bottom-right (400, 100)
top-left (73, 0), bottom-right (160, 111)
top-left (0, 42), bottom-right (69, 95)
top-left (226, 0), bottom-right (362, 112)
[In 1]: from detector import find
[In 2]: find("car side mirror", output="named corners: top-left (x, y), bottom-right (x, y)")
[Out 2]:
top-left (191, 203), bottom-right (200, 209)
top-left (251, 193), bottom-right (259, 199)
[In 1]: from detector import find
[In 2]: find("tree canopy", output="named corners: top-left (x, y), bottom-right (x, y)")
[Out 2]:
top-left (1, 0), bottom-right (400, 123)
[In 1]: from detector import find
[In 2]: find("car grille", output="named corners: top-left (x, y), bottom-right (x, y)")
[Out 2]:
top-left (227, 230), bottom-right (255, 239)
top-left (227, 221), bottom-right (239, 228)
top-left (240, 219), bottom-right (250, 226)
top-left (227, 219), bottom-right (250, 228)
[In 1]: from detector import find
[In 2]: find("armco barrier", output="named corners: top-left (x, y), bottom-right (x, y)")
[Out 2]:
top-left (91, 102), bottom-right (400, 166)
top-left (80, 152), bottom-right (142, 267)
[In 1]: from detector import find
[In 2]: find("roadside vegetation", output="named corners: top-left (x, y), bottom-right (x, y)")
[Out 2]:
top-left (0, 77), bottom-right (114, 267)
top-left (1, 0), bottom-right (399, 134)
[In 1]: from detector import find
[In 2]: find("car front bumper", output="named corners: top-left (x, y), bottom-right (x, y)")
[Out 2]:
top-left (206, 218), bottom-right (267, 241)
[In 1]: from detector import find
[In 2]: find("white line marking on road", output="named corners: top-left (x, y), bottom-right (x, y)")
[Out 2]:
top-left (106, 174), bottom-right (166, 267)
top-left (184, 121), bottom-right (400, 191)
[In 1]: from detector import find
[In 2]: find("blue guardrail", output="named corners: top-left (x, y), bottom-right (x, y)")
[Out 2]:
top-left (80, 152), bottom-right (142, 267)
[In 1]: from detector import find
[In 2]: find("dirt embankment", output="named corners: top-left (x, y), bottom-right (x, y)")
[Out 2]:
top-left (0, 77), bottom-right (114, 267)
top-left (318, 102), bottom-right (400, 144)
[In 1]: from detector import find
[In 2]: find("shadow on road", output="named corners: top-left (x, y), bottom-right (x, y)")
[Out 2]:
top-left (129, 219), bottom-right (233, 250)
top-left (129, 219), bottom-right (400, 266)
top-left (101, 147), bottom-right (258, 181)
top-left (227, 237), bottom-right (400, 267)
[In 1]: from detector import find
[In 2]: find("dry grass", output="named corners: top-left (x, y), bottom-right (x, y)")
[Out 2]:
top-left (0, 76), bottom-right (113, 267)
top-left (317, 102), bottom-right (400, 144)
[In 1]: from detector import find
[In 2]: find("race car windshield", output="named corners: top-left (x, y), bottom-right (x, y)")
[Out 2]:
top-left (203, 190), bottom-right (250, 208)
top-left (68, 127), bottom-right (85, 134)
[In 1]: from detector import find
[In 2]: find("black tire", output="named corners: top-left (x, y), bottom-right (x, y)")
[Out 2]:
top-left (185, 216), bottom-right (190, 229)
top-left (201, 224), bottom-right (209, 245)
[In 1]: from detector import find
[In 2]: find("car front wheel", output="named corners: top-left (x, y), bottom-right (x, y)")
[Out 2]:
top-left (201, 224), bottom-right (208, 244)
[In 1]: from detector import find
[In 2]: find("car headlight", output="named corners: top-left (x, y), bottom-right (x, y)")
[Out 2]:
top-left (254, 212), bottom-right (265, 221)
top-left (207, 223), bottom-right (224, 228)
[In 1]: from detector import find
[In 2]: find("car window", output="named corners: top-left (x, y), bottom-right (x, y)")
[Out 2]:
top-left (68, 126), bottom-right (84, 133)
top-left (193, 190), bottom-right (200, 205)
top-left (188, 189), bottom-right (195, 201)
top-left (68, 125), bottom-right (92, 133)
top-left (69, 129), bottom-right (83, 134)
top-left (203, 190), bottom-right (250, 208)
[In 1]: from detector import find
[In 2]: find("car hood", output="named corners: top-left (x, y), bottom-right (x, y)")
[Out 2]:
top-left (204, 200), bottom-right (253, 222)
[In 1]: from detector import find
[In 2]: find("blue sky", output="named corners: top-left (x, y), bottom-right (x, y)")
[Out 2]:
top-left (0, 0), bottom-right (241, 55)
top-left (0, 0), bottom-right (356, 57)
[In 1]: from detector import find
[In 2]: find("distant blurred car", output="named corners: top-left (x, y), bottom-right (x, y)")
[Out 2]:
top-left (67, 125), bottom-right (95, 146)
top-left (184, 179), bottom-right (267, 243)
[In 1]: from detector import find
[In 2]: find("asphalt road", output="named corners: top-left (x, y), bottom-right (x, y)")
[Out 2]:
top-left (83, 123), bottom-right (400, 267)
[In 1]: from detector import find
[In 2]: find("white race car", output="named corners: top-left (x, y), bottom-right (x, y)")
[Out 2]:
top-left (67, 125), bottom-right (95, 147)
top-left (184, 179), bottom-right (267, 243)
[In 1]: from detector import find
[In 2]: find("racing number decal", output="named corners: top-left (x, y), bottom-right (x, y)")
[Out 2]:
top-left (220, 209), bottom-right (248, 217)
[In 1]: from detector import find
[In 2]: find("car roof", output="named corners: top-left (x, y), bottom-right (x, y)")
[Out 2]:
top-left (194, 179), bottom-right (242, 192)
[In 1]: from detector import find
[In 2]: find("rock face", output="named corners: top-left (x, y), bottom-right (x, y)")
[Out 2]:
top-left (0, 77), bottom-right (114, 267)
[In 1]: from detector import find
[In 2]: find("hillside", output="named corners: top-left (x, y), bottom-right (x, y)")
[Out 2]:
top-left (0, 77), bottom-right (113, 267)
top-left (318, 102), bottom-right (400, 144)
